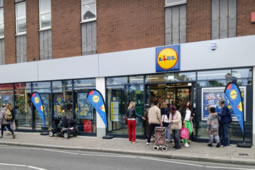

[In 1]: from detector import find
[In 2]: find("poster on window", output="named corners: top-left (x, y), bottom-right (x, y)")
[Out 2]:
top-left (201, 87), bottom-right (246, 121)
top-left (111, 101), bottom-right (119, 122)
top-left (78, 93), bottom-right (93, 120)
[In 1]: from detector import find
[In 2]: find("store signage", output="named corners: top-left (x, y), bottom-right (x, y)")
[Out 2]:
top-left (155, 45), bottom-right (180, 72)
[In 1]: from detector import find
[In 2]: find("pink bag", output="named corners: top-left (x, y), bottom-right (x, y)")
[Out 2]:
top-left (180, 127), bottom-right (189, 139)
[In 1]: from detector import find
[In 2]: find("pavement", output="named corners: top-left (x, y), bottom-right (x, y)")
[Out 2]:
top-left (0, 132), bottom-right (254, 166)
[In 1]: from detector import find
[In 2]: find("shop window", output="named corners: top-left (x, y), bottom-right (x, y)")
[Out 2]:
top-left (52, 80), bottom-right (73, 118)
top-left (232, 68), bottom-right (252, 79)
top-left (73, 79), bottom-right (96, 134)
top-left (15, 1), bottom-right (26, 34)
top-left (106, 77), bottom-right (128, 86)
top-left (14, 89), bottom-right (32, 130)
top-left (129, 76), bottom-right (144, 84)
top-left (73, 79), bottom-right (95, 90)
top-left (0, 2), bottom-right (4, 38)
top-left (146, 72), bottom-right (196, 83)
top-left (81, 0), bottom-right (96, 22)
top-left (32, 82), bottom-right (51, 129)
top-left (39, 0), bottom-right (51, 30)
top-left (197, 70), bottom-right (231, 81)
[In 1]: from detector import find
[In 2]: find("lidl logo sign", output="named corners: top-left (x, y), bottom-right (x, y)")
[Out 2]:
top-left (230, 90), bottom-right (237, 100)
top-left (156, 45), bottom-right (180, 72)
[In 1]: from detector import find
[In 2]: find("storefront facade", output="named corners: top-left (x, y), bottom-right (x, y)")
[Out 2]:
top-left (0, 35), bottom-right (255, 145)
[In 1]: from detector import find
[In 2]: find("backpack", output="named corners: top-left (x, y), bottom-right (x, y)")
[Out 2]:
top-left (4, 109), bottom-right (12, 121)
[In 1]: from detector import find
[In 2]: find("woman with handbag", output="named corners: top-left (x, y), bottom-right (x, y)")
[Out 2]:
top-left (179, 100), bottom-right (194, 148)
top-left (169, 105), bottom-right (182, 149)
top-left (126, 101), bottom-right (137, 143)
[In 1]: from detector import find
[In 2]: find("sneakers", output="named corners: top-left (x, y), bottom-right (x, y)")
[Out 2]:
top-left (146, 142), bottom-right (150, 145)
top-left (216, 143), bottom-right (221, 148)
top-left (12, 134), bottom-right (15, 139)
top-left (208, 143), bottom-right (213, 147)
top-left (184, 143), bottom-right (190, 148)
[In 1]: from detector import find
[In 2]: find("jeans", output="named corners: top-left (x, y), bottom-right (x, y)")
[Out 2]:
top-left (1, 124), bottom-right (14, 137)
top-left (221, 123), bottom-right (230, 146)
top-left (128, 120), bottom-right (136, 142)
top-left (172, 129), bottom-right (181, 148)
top-left (147, 123), bottom-right (160, 143)
top-left (165, 126), bottom-right (171, 142)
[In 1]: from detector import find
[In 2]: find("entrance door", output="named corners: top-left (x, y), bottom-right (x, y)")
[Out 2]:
top-left (145, 83), bottom-right (193, 109)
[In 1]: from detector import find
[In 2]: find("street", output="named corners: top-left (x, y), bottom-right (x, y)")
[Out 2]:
top-left (0, 146), bottom-right (254, 170)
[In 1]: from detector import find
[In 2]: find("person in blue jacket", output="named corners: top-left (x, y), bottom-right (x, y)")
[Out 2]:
top-left (218, 100), bottom-right (232, 147)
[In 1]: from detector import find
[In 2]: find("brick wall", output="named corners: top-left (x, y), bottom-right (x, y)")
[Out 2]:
top-left (27, 0), bottom-right (40, 62)
top-left (238, 0), bottom-right (255, 36)
top-left (97, 0), bottom-right (164, 53)
top-left (187, 0), bottom-right (211, 42)
top-left (4, 0), bottom-right (16, 64)
top-left (52, 0), bottom-right (81, 59)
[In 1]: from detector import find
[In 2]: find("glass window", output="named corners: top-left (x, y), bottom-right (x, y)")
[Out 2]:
top-left (129, 76), bottom-right (144, 84)
top-left (106, 77), bottom-right (128, 85)
top-left (197, 70), bottom-right (231, 80)
top-left (197, 80), bottom-right (227, 87)
top-left (81, 0), bottom-right (96, 22)
top-left (39, 0), bottom-right (51, 29)
top-left (14, 82), bottom-right (31, 90)
top-left (146, 72), bottom-right (196, 83)
top-left (0, 8), bottom-right (4, 38)
top-left (15, 89), bottom-right (32, 130)
top-left (0, 0), bottom-right (3, 7)
top-left (16, 1), bottom-right (26, 34)
top-left (52, 80), bottom-right (73, 118)
top-left (73, 79), bottom-right (95, 90)
top-left (232, 68), bottom-right (252, 79)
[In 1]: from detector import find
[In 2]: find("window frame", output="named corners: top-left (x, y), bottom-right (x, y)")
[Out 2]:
top-left (81, 0), bottom-right (96, 23)
top-left (0, 5), bottom-right (4, 39)
top-left (15, 1), bottom-right (27, 35)
top-left (39, 0), bottom-right (51, 30)
top-left (165, 0), bottom-right (186, 7)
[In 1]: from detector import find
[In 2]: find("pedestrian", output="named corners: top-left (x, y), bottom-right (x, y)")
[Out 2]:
top-left (126, 101), bottom-right (137, 143)
top-left (169, 105), bottom-right (182, 149)
top-left (179, 100), bottom-right (194, 148)
top-left (218, 100), bottom-right (231, 147)
top-left (146, 99), bottom-right (162, 145)
top-left (142, 104), bottom-right (150, 139)
top-left (160, 102), bottom-right (171, 143)
top-left (8, 103), bottom-right (16, 133)
top-left (207, 107), bottom-right (221, 147)
top-left (0, 104), bottom-right (15, 139)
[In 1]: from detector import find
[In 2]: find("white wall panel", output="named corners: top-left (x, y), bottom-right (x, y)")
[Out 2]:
top-left (98, 47), bottom-right (155, 77)
top-left (38, 54), bottom-right (99, 81)
top-left (0, 62), bottom-right (37, 83)
top-left (181, 36), bottom-right (255, 71)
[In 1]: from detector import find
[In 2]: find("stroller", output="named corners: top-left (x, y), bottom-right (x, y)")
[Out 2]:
top-left (153, 127), bottom-right (168, 150)
top-left (49, 116), bottom-right (78, 139)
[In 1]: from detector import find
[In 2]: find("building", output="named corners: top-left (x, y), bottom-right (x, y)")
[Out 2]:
top-left (0, 0), bottom-right (255, 145)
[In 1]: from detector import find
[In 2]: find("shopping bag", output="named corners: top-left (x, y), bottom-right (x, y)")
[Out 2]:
top-left (180, 126), bottom-right (189, 139)
top-left (124, 117), bottom-right (128, 125)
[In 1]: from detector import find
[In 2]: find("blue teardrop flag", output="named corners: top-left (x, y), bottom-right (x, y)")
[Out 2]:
top-left (31, 92), bottom-right (46, 126)
top-left (88, 90), bottom-right (107, 128)
top-left (224, 83), bottom-right (244, 134)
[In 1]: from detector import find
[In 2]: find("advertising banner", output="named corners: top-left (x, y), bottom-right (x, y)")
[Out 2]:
top-left (31, 92), bottom-right (46, 126)
top-left (88, 90), bottom-right (107, 128)
top-left (78, 93), bottom-right (93, 119)
top-left (224, 83), bottom-right (244, 134)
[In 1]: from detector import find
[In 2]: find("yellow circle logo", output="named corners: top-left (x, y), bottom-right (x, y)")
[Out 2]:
top-left (93, 95), bottom-right (100, 103)
top-left (40, 106), bottom-right (44, 111)
top-left (35, 97), bottom-right (39, 104)
top-left (230, 90), bottom-right (237, 100)
top-left (157, 48), bottom-right (178, 70)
